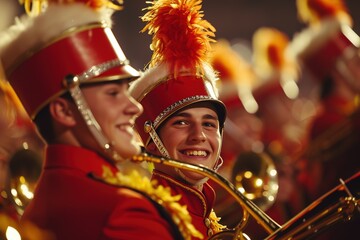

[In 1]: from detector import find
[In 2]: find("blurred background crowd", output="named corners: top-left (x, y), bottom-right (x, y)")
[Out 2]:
top-left (1, 0), bottom-right (359, 239)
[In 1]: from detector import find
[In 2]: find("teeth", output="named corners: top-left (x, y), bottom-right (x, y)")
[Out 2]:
top-left (185, 150), bottom-right (207, 156)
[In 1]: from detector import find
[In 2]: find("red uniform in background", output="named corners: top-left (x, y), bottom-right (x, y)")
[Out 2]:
top-left (292, 0), bottom-right (360, 238)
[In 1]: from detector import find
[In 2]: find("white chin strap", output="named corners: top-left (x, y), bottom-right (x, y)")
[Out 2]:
top-left (63, 61), bottom-right (128, 163)
top-left (68, 82), bottom-right (124, 162)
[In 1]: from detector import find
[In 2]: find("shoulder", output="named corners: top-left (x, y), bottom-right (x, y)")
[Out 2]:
top-left (102, 186), bottom-right (185, 240)
top-left (90, 170), bottom-right (195, 239)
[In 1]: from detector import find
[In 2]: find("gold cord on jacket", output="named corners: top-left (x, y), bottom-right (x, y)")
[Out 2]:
top-left (100, 166), bottom-right (203, 240)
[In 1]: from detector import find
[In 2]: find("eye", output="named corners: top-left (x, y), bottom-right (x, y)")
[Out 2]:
top-left (106, 88), bottom-right (120, 97)
top-left (203, 120), bottom-right (218, 129)
top-left (173, 120), bottom-right (187, 126)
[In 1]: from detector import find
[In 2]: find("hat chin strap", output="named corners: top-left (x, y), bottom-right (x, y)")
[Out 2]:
top-left (144, 121), bottom-right (171, 158)
top-left (64, 75), bottom-right (124, 162)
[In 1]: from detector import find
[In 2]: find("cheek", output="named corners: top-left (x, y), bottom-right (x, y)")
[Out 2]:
top-left (90, 110), bottom-right (117, 133)
top-left (92, 101), bottom-right (120, 122)
top-left (160, 130), bottom-right (181, 150)
top-left (210, 133), bottom-right (222, 149)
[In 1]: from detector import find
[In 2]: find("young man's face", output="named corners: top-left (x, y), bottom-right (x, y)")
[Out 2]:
top-left (157, 102), bottom-right (222, 182)
top-left (80, 81), bottom-right (143, 160)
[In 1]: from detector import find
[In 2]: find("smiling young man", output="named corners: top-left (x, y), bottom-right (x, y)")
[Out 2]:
top-left (0, 1), bottom-right (200, 239)
top-left (152, 102), bottom-right (222, 191)
top-left (129, 0), bottom-right (227, 238)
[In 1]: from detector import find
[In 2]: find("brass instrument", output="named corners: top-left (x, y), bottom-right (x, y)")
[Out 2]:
top-left (265, 172), bottom-right (360, 239)
top-left (231, 151), bottom-right (278, 212)
top-left (132, 152), bottom-right (360, 240)
top-left (8, 148), bottom-right (42, 216)
top-left (0, 212), bottom-right (55, 240)
top-left (1, 148), bottom-right (43, 239)
top-left (132, 152), bottom-right (281, 239)
top-left (301, 109), bottom-right (360, 163)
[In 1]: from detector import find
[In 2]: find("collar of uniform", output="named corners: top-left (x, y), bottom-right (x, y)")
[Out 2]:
top-left (44, 144), bottom-right (118, 177)
top-left (152, 170), bottom-right (215, 218)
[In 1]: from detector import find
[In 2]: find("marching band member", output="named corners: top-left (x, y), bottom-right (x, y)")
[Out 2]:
top-left (291, 0), bottom-right (360, 239)
top-left (292, 0), bottom-right (360, 91)
top-left (0, 0), bottom-right (199, 239)
top-left (129, 0), bottom-right (227, 238)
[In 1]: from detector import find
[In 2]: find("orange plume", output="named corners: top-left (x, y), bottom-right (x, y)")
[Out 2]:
top-left (210, 39), bottom-right (254, 86)
top-left (296, 0), bottom-right (352, 26)
top-left (253, 28), bottom-right (290, 74)
top-left (141, 0), bottom-right (216, 77)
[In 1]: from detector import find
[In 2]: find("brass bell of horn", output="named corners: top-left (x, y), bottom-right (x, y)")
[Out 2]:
top-left (231, 151), bottom-right (279, 212)
top-left (8, 148), bottom-right (42, 215)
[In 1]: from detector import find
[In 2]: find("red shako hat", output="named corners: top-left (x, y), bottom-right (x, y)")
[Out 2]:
top-left (0, 0), bottom-right (139, 119)
top-left (252, 27), bottom-right (300, 105)
top-left (129, 0), bottom-right (227, 146)
top-left (291, 0), bottom-right (360, 80)
top-left (209, 39), bottom-right (258, 114)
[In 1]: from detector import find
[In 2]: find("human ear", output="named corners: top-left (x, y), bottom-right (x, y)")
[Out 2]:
top-left (213, 156), bottom-right (224, 172)
top-left (49, 98), bottom-right (76, 126)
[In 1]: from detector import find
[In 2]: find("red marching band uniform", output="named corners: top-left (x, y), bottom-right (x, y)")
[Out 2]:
top-left (290, 0), bottom-right (360, 239)
top-left (0, 0), bottom-right (201, 239)
top-left (129, 0), bottom-right (227, 239)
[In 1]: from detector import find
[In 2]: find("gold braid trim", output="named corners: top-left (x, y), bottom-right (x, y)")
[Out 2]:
top-left (208, 209), bottom-right (227, 234)
top-left (101, 166), bottom-right (203, 240)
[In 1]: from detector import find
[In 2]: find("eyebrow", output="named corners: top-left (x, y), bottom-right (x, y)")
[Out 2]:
top-left (174, 111), bottom-right (219, 121)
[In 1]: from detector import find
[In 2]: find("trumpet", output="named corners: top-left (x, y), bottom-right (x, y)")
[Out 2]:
top-left (132, 151), bottom-right (281, 239)
top-left (0, 148), bottom-right (51, 240)
top-left (132, 151), bottom-right (360, 240)
top-left (265, 172), bottom-right (360, 240)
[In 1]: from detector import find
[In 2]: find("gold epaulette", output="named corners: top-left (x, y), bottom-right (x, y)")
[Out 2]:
top-left (99, 166), bottom-right (203, 240)
top-left (208, 209), bottom-right (227, 234)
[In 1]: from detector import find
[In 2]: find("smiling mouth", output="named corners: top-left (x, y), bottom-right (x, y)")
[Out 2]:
top-left (182, 150), bottom-right (208, 157)
top-left (118, 124), bottom-right (134, 134)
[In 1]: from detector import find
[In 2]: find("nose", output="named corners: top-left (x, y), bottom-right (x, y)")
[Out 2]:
top-left (188, 123), bottom-right (206, 143)
top-left (126, 94), bottom-right (143, 118)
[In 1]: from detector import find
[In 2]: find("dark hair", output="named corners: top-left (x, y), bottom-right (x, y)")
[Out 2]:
top-left (34, 92), bottom-right (72, 143)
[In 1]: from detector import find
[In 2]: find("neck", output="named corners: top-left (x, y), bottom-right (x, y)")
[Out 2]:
top-left (175, 168), bottom-right (208, 191)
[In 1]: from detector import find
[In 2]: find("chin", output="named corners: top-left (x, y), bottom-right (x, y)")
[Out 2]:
top-left (118, 145), bottom-right (141, 159)
top-left (183, 171), bottom-right (206, 181)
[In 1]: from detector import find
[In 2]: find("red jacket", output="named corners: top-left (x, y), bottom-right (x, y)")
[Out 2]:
top-left (21, 144), bottom-right (183, 240)
top-left (152, 170), bottom-right (225, 239)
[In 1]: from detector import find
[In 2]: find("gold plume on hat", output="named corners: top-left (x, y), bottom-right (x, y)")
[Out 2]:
top-left (253, 28), bottom-right (293, 76)
top-left (20, 0), bottom-right (124, 16)
top-left (210, 39), bottom-right (254, 86)
top-left (141, 0), bottom-right (216, 77)
top-left (253, 27), bottom-right (299, 99)
top-left (209, 39), bottom-right (259, 113)
top-left (296, 0), bottom-right (352, 26)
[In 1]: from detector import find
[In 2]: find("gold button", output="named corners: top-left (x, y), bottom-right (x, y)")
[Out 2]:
top-left (207, 228), bottom-right (213, 236)
top-left (204, 218), bottom-right (211, 227)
